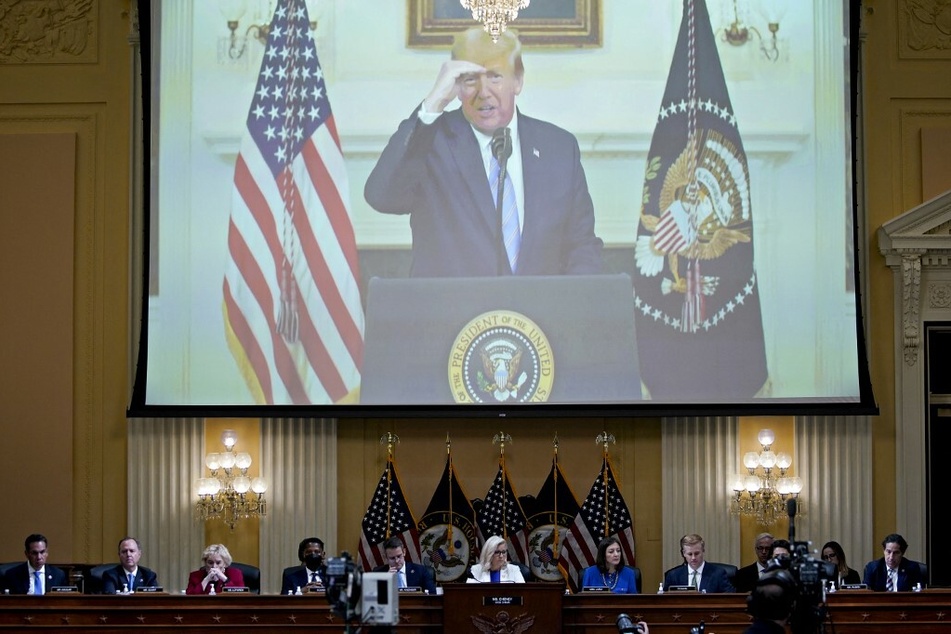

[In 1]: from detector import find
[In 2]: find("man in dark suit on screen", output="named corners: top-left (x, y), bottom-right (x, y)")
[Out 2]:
top-left (1, 533), bottom-right (67, 594)
top-left (663, 533), bottom-right (735, 593)
top-left (862, 533), bottom-right (924, 591)
top-left (364, 26), bottom-right (603, 278)
top-left (281, 537), bottom-right (327, 595)
top-left (372, 536), bottom-right (437, 595)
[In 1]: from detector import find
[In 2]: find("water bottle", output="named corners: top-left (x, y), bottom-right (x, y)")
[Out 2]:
top-left (657, 582), bottom-right (664, 594)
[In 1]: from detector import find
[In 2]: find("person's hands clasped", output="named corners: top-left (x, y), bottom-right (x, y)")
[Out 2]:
top-left (423, 60), bottom-right (486, 114)
top-left (205, 566), bottom-right (228, 584)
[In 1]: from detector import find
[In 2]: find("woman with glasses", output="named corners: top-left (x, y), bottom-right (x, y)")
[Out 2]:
top-left (467, 536), bottom-right (525, 583)
top-left (581, 536), bottom-right (639, 594)
top-left (821, 541), bottom-right (860, 586)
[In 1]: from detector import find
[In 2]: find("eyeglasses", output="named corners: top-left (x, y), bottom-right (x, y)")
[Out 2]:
top-left (755, 546), bottom-right (772, 552)
top-left (493, 550), bottom-right (508, 557)
top-left (822, 554), bottom-right (837, 561)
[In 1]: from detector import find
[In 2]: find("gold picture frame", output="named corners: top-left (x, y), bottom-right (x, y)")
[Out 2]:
top-left (408, 0), bottom-right (602, 48)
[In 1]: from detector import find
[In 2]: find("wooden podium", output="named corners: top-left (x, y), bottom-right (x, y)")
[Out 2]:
top-left (442, 583), bottom-right (564, 633)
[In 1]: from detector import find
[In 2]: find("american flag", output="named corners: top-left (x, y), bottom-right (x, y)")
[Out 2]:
top-left (357, 457), bottom-right (422, 571)
top-left (476, 463), bottom-right (531, 565)
top-left (222, 0), bottom-right (363, 405)
top-left (557, 457), bottom-right (636, 593)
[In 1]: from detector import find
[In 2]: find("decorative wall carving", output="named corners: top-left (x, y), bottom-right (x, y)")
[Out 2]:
top-left (900, 0), bottom-right (951, 57)
top-left (929, 282), bottom-right (951, 309)
top-left (902, 253), bottom-right (923, 365)
top-left (0, 0), bottom-right (98, 64)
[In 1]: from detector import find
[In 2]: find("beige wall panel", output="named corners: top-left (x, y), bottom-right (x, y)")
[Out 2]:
top-left (921, 127), bottom-right (951, 199)
top-left (899, 106), bottom-right (951, 209)
top-left (0, 132), bottom-right (76, 561)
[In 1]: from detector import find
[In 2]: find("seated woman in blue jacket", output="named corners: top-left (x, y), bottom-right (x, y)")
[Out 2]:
top-left (581, 536), bottom-right (638, 594)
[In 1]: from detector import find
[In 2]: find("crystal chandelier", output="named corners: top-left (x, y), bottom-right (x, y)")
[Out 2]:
top-left (460, 0), bottom-right (530, 42)
top-left (729, 428), bottom-right (803, 525)
top-left (195, 429), bottom-right (268, 531)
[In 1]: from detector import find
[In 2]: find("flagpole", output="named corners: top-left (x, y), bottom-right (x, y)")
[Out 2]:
top-left (380, 432), bottom-right (399, 540)
top-left (552, 434), bottom-right (560, 555)
top-left (446, 434), bottom-right (455, 556)
top-left (492, 431), bottom-right (512, 540)
top-left (596, 431), bottom-right (616, 538)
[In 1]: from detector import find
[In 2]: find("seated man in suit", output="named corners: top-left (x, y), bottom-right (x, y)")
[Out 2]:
top-left (734, 532), bottom-right (774, 594)
top-left (101, 536), bottom-right (158, 594)
top-left (663, 533), bottom-right (735, 593)
top-left (1, 533), bottom-right (67, 594)
top-left (373, 536), bottom-right (437, 595)
top-left (280, 537), bottom-right (326, 595)
top-left (863, 533), bottom-right (924, 591)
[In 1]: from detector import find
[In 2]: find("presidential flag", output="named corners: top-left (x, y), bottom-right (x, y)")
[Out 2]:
top-left (475, 462), bottom-right (531, 565)
top-left (223, 0), bottom-right (364, 405)
top-left (632, 0), bottom-right (768, 401)
top-left (417, 455), bottom-right (479, 583)
top-left (357, 456), bottom-right (421, 571)
top-left (557, 457), bottom-right (636, 593)
top-left (525, 459), bottom-right (581, 582)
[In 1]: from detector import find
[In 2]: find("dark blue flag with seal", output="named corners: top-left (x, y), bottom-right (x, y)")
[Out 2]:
top-left (633, 0), bottom-right (768, 401)
top-left (417, 454), bottom-right (479, 583)
top-left (525, 459), bottom-right (580, 582)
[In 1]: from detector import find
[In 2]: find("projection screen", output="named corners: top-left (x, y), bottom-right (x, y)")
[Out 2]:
top-left (129, 0), bottom-right (876, 418)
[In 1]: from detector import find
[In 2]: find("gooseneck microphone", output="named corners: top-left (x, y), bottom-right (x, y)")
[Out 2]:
top-left (787, 497), bottom-right (797, 543)
top-left (491, 127), bottom-right (513, 274)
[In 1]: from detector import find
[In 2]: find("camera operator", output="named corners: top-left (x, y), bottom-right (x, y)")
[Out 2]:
top-left (744, 569), bottom-right (797, 634)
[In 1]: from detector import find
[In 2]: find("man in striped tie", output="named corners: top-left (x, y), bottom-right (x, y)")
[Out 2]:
top-left (862, 533), bottom-right (925, 592)
top-left (365, 27), bottom-right (603, 278)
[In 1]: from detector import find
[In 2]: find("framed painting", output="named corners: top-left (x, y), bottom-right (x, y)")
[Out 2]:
top-left (407, 0), bottom-right (601, 48)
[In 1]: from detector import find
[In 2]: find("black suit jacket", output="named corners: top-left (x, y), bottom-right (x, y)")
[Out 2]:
top-left (372, 561), bottom-right (437, 595)
top-left (862, 557), bottom-right (923, 591)
top-left (365, 107), bottom-right (603, 277)
top-left (733, 562), bottom-right (763, 593)
top-left (663, 562), bottom-right (735, 593)
top-left (280, 565), bottom-right (326, 595)
top-left (1, 563), bottom-right (68, 594)
top-left (101, 565), bottom-right (158, 594)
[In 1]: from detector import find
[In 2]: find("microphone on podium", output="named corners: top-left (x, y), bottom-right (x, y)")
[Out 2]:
top-left (787, 497), bottom-right (797, 543)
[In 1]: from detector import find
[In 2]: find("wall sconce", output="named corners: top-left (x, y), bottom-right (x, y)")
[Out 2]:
top-left (218, 0), bottom-right (319, 61)
top-left (721, 0), bottom-right (785, 62)
top-left (729, 428), bottom-right (803, 525)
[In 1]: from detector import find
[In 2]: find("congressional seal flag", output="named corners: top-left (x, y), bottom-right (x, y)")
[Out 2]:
top-left (632, 0), bottom-right (768, 401)
top-left (525, 439), bottom-right (581, 582)
top-left (357, 435), bottom-right (421, 571)
top-left (417, 438), bottom-right (479, 583)
top-left (223, 0), bottom-right (364, 405)
top-left (558, 434), bottom-right (636, 593)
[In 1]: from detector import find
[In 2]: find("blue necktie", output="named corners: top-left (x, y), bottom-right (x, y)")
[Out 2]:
top-left (489, 156), bottom-right (521, 273)
top-left (128, 572), bottom-right (135, 591)
top-left (398, 569), bottom-right (406, 589)
top-left (34, 571), bottom-right (42, 595)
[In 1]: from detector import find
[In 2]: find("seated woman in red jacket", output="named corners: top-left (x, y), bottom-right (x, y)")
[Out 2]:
top-left (185, 544), bottom-right (245, 594)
